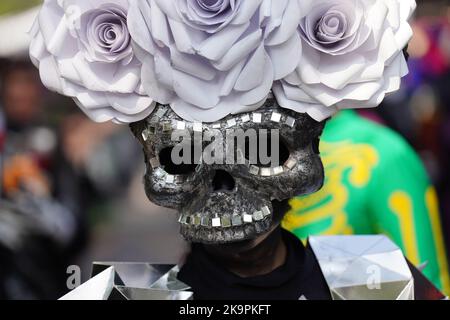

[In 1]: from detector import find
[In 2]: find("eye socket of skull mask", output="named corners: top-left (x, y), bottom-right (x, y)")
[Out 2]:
top-left (159, 146), bottom-right (198, 175)
top-left (243, 134), bottom-right (291, 167)
top-left (130, 98), bottom-right (326, 244)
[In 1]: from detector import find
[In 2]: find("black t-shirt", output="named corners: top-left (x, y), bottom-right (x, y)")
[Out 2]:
top-left (177, 229), bottom-right (332, 300)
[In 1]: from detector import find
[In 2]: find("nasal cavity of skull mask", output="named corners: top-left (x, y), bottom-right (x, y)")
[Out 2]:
top-left (212, 170), bottom-right (235, 192)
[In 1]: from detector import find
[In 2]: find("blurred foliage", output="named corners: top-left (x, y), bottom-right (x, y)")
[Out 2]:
top-left (0, 0), bottom-right (42, 16)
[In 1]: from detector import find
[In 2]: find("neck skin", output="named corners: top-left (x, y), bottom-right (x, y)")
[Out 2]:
top-left (203, 224), bottom-right (287, 278)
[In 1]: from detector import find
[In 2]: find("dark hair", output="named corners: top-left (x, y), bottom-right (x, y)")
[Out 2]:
top-left (403, 46), bottom-right (410, 62)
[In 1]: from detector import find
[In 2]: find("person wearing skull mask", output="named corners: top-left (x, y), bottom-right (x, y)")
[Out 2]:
top-left (29, 0), bottom-right (446, 300)
top-left (129, 100), bottom-right (331, 300)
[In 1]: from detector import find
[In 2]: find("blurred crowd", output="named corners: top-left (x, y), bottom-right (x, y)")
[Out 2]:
top-left (0, 1), bottom-right (450, 299)
top-left (379, 5), bottom-right (450, 248)
top-left (0, 57), bottom-right (187, 299)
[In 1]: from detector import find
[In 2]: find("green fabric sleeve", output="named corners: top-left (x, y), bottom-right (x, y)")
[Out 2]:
top-left (367, 134), bottom-right (450, 295)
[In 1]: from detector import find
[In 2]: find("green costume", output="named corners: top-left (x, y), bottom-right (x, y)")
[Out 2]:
top-left (283, 110), bottom-right (450, 295)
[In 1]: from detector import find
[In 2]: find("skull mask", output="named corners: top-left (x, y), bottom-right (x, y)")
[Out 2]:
top-left (130, 98), bottom-right (325, 244)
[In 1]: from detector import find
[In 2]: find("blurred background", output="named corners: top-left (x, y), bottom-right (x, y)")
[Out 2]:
top-left (0, 0), bottom-right (450, 299)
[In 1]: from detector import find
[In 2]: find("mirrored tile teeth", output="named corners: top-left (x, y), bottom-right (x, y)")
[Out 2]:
top-left (260, 168), bottom-right (271, 177)
top-left (221, 217), bottom-right (232, 228)
top-left (272, 166), bottom-right (284, 175)
top-left (253, 211), bottom-right (264, 221)
top-left (262, 206), bottom-right (271, 217)
top-left (211, 217), bottom-right (222, 227)
top-left (232, 215), bottom-right (243, 226)
top-left (180, 207), bottom-right (271, 228)
top-left (250, 166), bottom-right (284, 176)
top-left (243, 214), bottom-right (253, 223)
top-left (193, 216), bottom-right (201, 226)
top-left (201, 216), bottom-right (210, 227)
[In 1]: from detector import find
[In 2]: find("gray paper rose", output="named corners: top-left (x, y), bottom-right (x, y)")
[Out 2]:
top-left (30, 0), bottom-right (154, 123)
top-left (273, 0), bottom-right (417, 122)
top-left (128, 0), bottom-right (302, 122)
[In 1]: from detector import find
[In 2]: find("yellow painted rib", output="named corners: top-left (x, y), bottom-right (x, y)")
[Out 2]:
top-left (389, 191), bottom-right (420, 265)
top-left (426, 187), bottom-right (450, 295)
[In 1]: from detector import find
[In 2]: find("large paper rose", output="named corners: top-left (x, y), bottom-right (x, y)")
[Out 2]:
top-left (273, 0), bottom-right (416, 122)
top-left (128, 0), bottom-right (302, 122)
top-left (29, 0), bottom-right (155, 123)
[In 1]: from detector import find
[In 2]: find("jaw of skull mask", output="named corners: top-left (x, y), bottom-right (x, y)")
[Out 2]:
top-left (130, 99), bottom-right (325, 244)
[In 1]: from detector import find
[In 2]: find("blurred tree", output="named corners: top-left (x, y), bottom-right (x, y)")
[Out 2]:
top-left (0, 0), bottom-right (41, 16)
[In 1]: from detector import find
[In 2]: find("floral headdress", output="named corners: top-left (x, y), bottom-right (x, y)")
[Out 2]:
top-left (30, 0), bottom-right (416, 123)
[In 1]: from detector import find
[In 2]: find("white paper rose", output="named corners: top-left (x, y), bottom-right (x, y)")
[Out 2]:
top-left (29, 0), bottom-right (155, 123)
top-left (128, 0), bottom-right (302, 122)
top-left (273, 0), bottom-right (416, 122)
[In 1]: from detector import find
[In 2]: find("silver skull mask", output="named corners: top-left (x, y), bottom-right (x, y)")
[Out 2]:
top-left (130, 99), bottom-right (325, 244)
